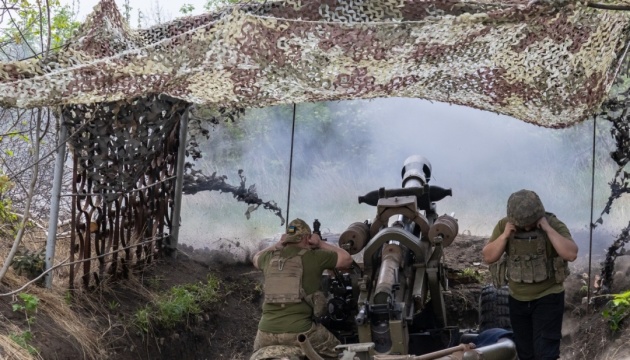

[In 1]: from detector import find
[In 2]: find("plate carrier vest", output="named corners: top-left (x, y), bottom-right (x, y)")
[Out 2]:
top-left (263, 248), bottom-right (309, 305)
top-left (505, 229), bottom-right (570, 284)
top-left (490, 229), bottom-right (570, 287)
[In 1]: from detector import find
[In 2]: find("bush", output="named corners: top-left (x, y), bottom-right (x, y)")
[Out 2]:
top-left (133, 275), bottom-right (222, 332)
top-left (602, 290), bottom-right (630, 332)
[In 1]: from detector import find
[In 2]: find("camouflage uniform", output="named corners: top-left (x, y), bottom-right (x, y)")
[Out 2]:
top-left (252, 323), bottom-right (340, 359)
top-left (488, 190), bottom-right (575, 360)
top-left (253, 218), bottom-right (340, 360)
top-left (250, 345), bottom-right (303, 360)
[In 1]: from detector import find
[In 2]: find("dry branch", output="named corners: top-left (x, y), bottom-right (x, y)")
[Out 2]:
top-left (182, 168), bottom-right (285, 226)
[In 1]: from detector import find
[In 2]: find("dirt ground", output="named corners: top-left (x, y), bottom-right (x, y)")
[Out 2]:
top-left (1, 234), bottom-right (629, 360)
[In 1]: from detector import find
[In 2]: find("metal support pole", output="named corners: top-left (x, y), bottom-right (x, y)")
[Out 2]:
top-left (170, 107), bottom-right (190, 258)
top-left (286, 103), bottom-right (297, 229)
top-left (45, 122), bottom-right (68, 288)
top-left (587, 117), bottom-right (597, 308)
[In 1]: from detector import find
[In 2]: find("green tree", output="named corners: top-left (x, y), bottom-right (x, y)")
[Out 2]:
top-left (180, 4), bottom-right (195, 15)
top-left (0, 0), bottom-right (81, 285)
top-left (0, 0), bottom-right (81, 58)
top-left (122, 0), bottom-right (133, 25)
top-left (203, 0), bottom-right (259, 12)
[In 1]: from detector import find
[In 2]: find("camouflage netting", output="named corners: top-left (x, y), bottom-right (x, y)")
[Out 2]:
top-left (1, 0), bottom-right (630, 127)
top-left (61, 95), bottom-right (186, 286)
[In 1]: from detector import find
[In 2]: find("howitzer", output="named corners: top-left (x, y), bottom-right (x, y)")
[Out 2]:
top-left (319, 155), bottom-right (516, 360)
top-left (324, 155), bottom-right (459, 356)
top-left (251, 155), bottom-right (517, 360)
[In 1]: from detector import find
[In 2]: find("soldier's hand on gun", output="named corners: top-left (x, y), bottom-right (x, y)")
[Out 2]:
top-left (308, 233), bottom-right (322, 249)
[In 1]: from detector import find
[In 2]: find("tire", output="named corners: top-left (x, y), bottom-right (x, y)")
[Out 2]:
top-left (478, 284), bottom-right (511, 332)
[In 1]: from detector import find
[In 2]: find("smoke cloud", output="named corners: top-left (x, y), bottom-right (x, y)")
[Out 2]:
top-left (180, 98), bottom-right (627, 258)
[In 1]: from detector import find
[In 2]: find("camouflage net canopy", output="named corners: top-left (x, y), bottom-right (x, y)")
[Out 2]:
top-left (1, 0), bottom-right (630, 128)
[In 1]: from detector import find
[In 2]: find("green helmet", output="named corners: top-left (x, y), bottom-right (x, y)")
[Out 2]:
top-left (284, 218), bottom-right (312, 243)
top-left (506, 189), bottom-right (545, 227)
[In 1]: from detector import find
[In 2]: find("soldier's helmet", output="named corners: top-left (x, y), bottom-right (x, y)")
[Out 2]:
top-left (284, 218), bottom-right (312, 243)
top-left (506, 189), bottom-right (545, 227)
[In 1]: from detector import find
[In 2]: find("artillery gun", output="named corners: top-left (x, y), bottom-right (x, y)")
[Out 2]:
top-left (252, 155), bottom-right (516, 360)
top-left (323, 155), bottom-right (457, 352)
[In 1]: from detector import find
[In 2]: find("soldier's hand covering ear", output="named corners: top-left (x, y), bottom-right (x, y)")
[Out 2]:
top-left (503, 222), bottom-right (516, 237)
top-left (537, 216), bottom-right (550, 231)
top-left (308, 233), bottom-right (322, 249)
top-left (277, 234), bottom-right (289, 248)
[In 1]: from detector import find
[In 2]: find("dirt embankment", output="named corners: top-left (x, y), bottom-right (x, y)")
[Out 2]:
top-left (1, 234), bottom-right (629, 360)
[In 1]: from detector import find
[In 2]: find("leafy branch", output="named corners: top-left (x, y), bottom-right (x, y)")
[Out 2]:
top-left (602, 290), bottom-right (630, 332)
top-left (10, 293), bottom-right (40, 355)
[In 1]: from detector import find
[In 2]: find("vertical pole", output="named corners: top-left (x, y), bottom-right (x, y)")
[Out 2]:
top-left (45, 121), bottom-right (68, 288)
top-left (587, 117), bottom-right (597, 308)
top-left (286, 103), bottom-right (297, 230)
top-left (69, 154), bottom-right (77, 290)
top-left (170, 106), bottom-right (190, 258)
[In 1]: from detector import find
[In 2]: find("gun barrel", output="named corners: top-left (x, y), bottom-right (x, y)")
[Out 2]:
top-left (373, 243), bottom-right (403, 304)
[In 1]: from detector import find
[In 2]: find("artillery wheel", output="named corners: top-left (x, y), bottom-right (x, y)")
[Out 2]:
top-left (478, 284), bottom-right (511, 332)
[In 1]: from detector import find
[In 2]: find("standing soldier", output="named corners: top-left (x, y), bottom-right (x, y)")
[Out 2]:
top-left (482, 189), bottom-right (578, 360)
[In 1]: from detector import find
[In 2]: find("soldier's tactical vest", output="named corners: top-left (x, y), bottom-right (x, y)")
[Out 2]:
top-left (506, 230), bottom-right (570, 284)
top-left (263, 249), bottom-right (309, 305)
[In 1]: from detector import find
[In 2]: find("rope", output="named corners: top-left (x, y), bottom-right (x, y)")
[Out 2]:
top-left (286, 103), bottom-right (297, 230)
top-left (0, 234), bottom-right (169, 297)
top-left (587, 3), bottom-right (630, 11)
top-left (60, 176), bottom-right (177, 197)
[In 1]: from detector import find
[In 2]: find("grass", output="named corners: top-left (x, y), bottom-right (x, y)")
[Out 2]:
top-left (9, 331), bottom-right (37, 356)
top-left (0, 333), bottom-right (33, 360)
top-left (146, 275), bottom-right (164, 290)
top-left (107, 300), bottom-right (120, 311)
top-left (459, 267), bottom-right (484, 283)
top-left (132, 307), bottom-right (152, 334)
top-left (0, 268), bottom-right (104, 360)
top-left (132, 274), bottom-right (221, 333)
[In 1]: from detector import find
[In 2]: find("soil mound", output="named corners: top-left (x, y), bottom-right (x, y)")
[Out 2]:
top-left (1, 234), bottom-right (629, 360)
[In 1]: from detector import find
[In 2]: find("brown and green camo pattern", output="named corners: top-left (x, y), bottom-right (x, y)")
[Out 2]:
top-left (1, 0), bottom-right (630, 127)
